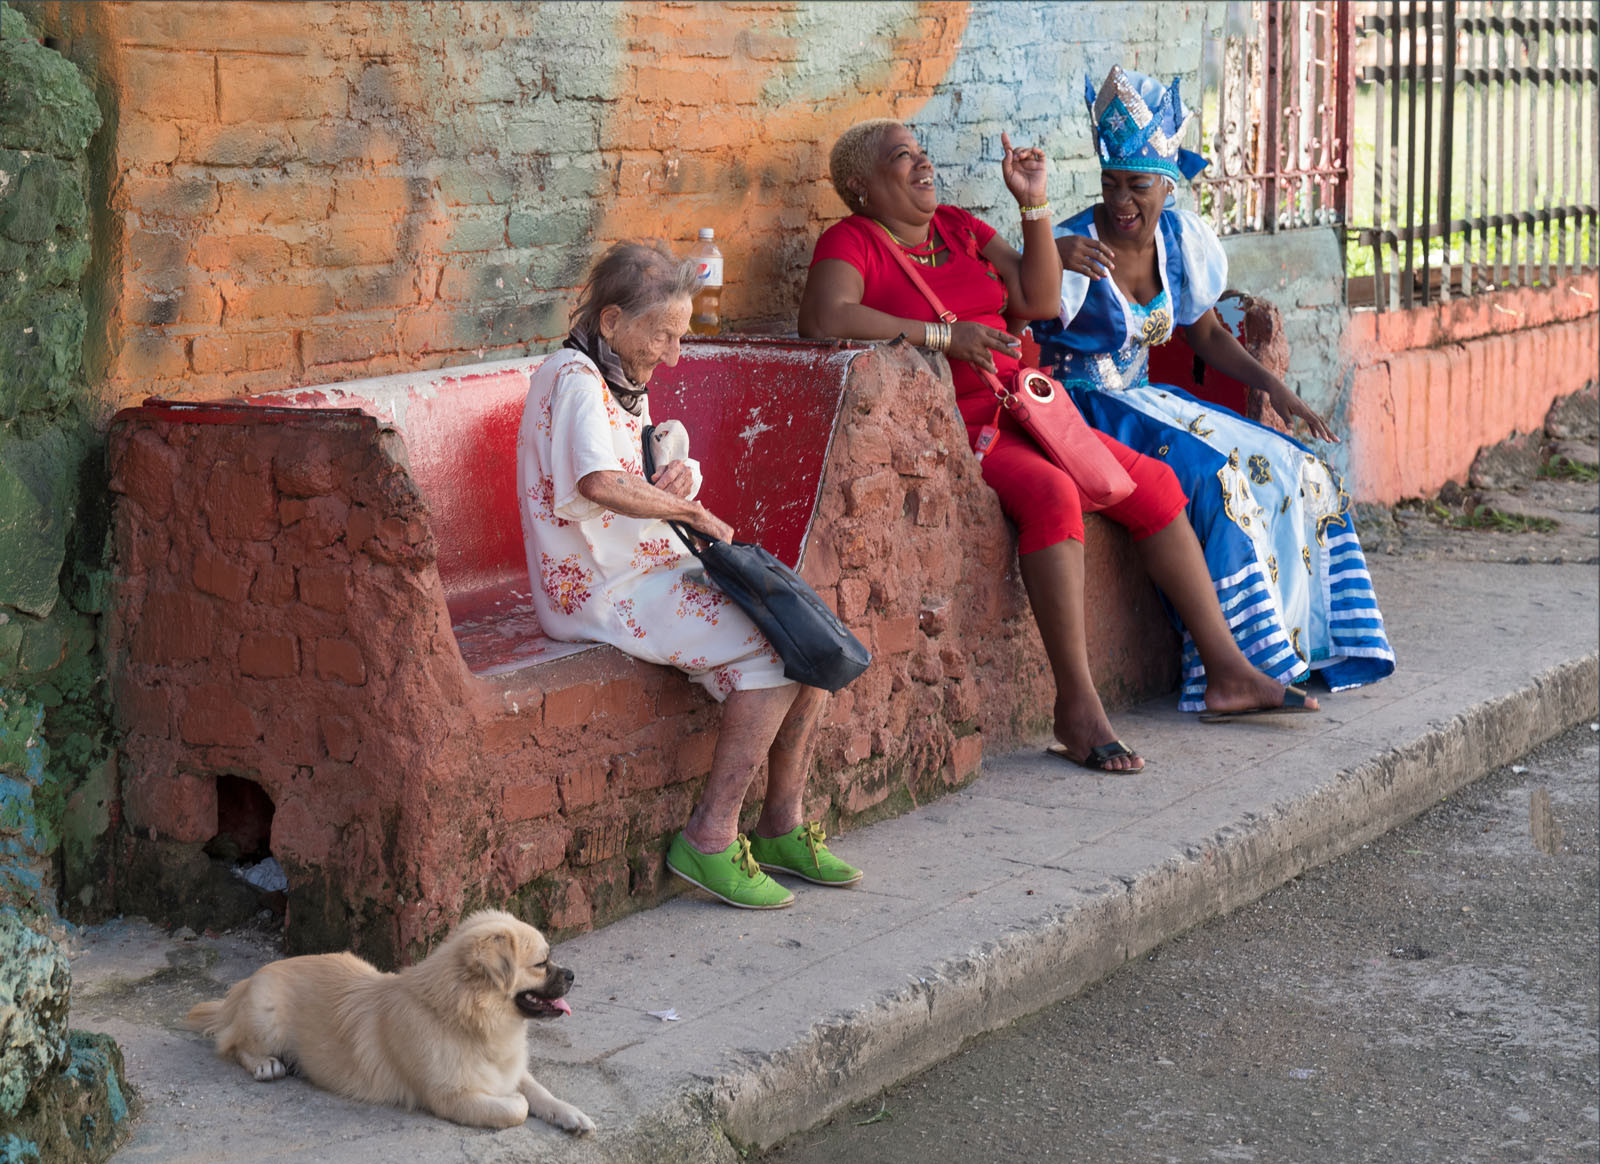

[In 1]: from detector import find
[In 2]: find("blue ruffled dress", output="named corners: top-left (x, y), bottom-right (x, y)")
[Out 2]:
top-left (1033, 206), bottom-right (1396, 709)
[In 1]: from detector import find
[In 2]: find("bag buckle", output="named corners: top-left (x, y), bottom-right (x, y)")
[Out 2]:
top-left (1018, 370), bottom-right (1056, 404)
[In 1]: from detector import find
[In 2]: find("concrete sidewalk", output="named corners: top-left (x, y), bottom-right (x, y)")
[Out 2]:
top-left (70, 556), bottom-right (1598, 1164)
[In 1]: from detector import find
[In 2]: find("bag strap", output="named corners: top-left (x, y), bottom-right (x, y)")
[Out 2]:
top-left (641, 422), bottom-right (712, 557)
top-left (870, 220), bottom-right (1011, 403)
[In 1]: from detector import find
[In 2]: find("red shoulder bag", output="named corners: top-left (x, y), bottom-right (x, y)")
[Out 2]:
top-left (873, 222), bottom-right (1135, 510)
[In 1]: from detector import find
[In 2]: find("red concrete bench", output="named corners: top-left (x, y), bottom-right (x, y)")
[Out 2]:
top-left (244, 337), bottom-right (851, 676)
top-left (105, 338), bottom-right (1181, 962)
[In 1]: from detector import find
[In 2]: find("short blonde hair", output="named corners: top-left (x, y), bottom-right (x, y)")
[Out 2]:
top-left (828, 118), bottom-right (905, 211)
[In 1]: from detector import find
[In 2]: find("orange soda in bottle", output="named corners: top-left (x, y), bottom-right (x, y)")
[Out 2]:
top-left (689, 228), bottom-right (723, 335)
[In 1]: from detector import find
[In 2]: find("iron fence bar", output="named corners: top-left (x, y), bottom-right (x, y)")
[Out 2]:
top-left (1461, 0), bottom-right (1478, 295)
top-left (1559, 0), bottom-right (1572, 278)
top-left (1494, 5), bottom-right (1507, 290)
top-left (1336, 0), bottom-right (1354, 225)
top-left (1286, 5), bottom-right (1300, 228)
top-left (1373, 2), bottom-right (1390, 306)
top-left (1403, 0), bottom-right (1421, 307)
top-left (1438, 1), bottom-right (1456, 300)
top-left (1591, 0), bottom-right (1598, 268)
top-left (1265, 1), bottom-right (1282, 231)
top-left (1515, 10), bottom-right (1529, 288)
top-left (1433, 0), bottom-right (1446, 305)
top-left (1545, 1), bottom-right (1557, 283)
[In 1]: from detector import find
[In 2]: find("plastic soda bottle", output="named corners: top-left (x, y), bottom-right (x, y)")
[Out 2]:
top-left (689, 228), bottom-right (723, 335)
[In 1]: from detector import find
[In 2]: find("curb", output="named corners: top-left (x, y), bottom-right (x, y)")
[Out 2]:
top-left (690, 653), bottom-right (1598, 1154)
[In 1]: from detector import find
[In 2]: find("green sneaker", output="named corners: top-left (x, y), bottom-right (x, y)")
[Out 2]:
top-left (666, 833), bottom-right (794, 909)
top-left (748, 822), bottom-right (863, 887)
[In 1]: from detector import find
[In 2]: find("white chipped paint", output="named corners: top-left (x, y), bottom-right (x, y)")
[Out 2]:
top-left (251, 354), bottom-right (549, 434)
top-left (739, 419), bottom-right (774, 442)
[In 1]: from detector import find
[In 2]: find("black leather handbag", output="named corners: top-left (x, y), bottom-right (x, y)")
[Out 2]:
top-left (642, 425), bottom-right (870, 692)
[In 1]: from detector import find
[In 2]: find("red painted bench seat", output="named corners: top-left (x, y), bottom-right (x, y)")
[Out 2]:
top-left (242, 337), bottom-right (857, 677)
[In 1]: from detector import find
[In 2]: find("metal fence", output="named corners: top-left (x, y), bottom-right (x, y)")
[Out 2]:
top-left (1197, 1), bottom-right (1355, 235)
top-left (1350, 0), bottom-right (1599, 310)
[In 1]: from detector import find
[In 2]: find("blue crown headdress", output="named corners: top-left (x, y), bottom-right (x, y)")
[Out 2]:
top-left (1084, 65), bottom-right (1209, 183)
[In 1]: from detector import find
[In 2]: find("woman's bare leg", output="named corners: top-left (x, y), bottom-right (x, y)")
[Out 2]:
top-left (1136, 518), bottom-right (1319, 713)
top-left (683, 685), bottom-right (799, 853)
top-left (755, 685), bottom-right (827, 837)
top-left (1020, 539), bottom-right (1143, 771)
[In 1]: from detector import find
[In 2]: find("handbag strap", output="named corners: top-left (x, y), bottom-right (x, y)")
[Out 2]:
top-left (870, 220), bottom-right (1011, 403)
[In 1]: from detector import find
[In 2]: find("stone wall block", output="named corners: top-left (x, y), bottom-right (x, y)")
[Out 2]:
top-left (314, 637), bottom-right (367, 686)
top-left (568, 819), bottom-right (627, 867)
top-left (237, 631), bottom-right (298, 680)
top-left (276, 437), bottom-right (341, 497)
top-left (108, 427), bottom-right (178, 519)
top-left (494, 827), bottom-right (570, 893)
top-left (123, 769), bottom-right (217, 842)
top-left (559, 762), bottom-right (609, 812)
top-left (192, 548), bottom-right (253, 603)
top-left (318, 714), bottom-right (360, 763)
top-left (843, 468), bottom-right (903, 518)
top-left (131, 590), bottom-right (216, 666)
top-left (177, 684), bottom-right (258, 748)
top-left (0, 910), bottom-right (71, 1120)
top-left (110, 673), bottom-right (170, 739)
top-left (201, 460), bottom-right (279, 542)
top-left (297, 565), bottom-right (350, 614)
top-left (503, 778), bottom-right (559, 822)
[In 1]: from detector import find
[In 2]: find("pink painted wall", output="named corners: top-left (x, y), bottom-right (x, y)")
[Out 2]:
top-left (1342, 274), bottom-right (1599, 504)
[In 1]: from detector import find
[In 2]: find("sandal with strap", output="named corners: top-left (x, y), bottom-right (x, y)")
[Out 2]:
top-left (1198, 684), bottom-right (1319, 724)
top-left (1046, 739), bottom-right (1145, 773)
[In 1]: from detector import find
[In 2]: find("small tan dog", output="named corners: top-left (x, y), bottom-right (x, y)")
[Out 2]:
top-left (184, 910), bottom-right (594, 1133)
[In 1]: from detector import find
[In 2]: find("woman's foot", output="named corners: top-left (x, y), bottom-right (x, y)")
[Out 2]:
top-left (1053, 695), bottom-right (1144, 772)
top-left (1201, 664), bottom-right (1320, 716)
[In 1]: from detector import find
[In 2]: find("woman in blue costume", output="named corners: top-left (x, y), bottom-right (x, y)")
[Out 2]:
top-left (1033, 66), bottom-right (1395, 712)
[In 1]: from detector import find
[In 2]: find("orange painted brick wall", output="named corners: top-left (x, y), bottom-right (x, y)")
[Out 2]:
top-left (1342, 275), bottom-right (1599, 503)
top-left (25, 1), bottom-right (972, 409)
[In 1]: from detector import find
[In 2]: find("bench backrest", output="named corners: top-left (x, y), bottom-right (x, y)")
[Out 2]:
top-left (247, 337), bottom-right (858, 606)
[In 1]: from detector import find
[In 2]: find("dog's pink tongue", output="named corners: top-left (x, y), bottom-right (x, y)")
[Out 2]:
top-left (551, 998), bottom-right (572, 1016)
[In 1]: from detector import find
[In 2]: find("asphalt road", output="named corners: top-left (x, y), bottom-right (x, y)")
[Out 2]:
top-left (760, 722), bottom-right (1600, 1164)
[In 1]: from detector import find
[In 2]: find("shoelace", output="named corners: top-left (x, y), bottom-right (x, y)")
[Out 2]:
top-left (731, 835), bottom-right (760, 879)
top-left (801, 821), bottom-right (828, 869)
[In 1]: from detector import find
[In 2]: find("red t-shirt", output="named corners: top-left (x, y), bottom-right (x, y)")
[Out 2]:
top-left (810, 207), bottom-right (1017, 429)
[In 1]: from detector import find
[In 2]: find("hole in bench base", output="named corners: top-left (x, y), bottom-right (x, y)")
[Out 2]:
top-left (201, 775), bottom-right (287, 926)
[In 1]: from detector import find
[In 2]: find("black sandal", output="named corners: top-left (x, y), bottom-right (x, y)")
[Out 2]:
top-left (1046, 739), bottom-right (1145, 773)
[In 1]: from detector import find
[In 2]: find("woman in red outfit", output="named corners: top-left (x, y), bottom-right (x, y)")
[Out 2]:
top-left (799, 120), bottom-right (1313, 772)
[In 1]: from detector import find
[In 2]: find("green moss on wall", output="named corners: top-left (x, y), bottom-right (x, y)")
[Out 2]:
top-left (0, 1), bottom-right (110, 921)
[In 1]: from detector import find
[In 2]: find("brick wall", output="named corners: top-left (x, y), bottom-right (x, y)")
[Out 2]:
top-left (22, 0), bottom-right (1205, 410)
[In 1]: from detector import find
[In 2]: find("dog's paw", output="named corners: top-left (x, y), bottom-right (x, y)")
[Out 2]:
top-left (548, 1102), bottom-right (596, 1135)
top-left (251, 1057), bottom-right (287, 1082)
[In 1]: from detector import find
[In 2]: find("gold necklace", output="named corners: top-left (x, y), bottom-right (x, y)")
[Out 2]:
top-left (877, 219), bottom-right (945, 266)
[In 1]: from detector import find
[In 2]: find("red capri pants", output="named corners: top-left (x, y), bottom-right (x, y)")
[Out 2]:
top-left (974, 422), bottom-right (1189, 554)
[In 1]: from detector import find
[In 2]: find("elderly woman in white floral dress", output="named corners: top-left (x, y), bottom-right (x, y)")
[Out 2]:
top-left (517, 241), bottom-right (861, 910)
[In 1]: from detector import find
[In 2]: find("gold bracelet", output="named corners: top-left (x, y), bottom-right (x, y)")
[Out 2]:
top-left (1020, 202), bottom-right (1054, 221)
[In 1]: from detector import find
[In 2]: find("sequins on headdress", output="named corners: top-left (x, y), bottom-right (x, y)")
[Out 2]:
top-left (1084, 65), bottom-right (1209, 183)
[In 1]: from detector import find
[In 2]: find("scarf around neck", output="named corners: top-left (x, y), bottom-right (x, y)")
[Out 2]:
top-left (563, 325), bottom-right (648, 416)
